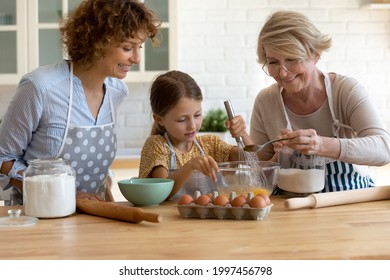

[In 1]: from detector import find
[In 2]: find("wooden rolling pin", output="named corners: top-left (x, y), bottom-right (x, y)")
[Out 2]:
top-left (284, 185), bottom-right (390, 210)
top-left (76, 199), bottom-right (162, 223)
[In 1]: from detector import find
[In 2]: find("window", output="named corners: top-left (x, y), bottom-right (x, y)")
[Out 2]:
top-left (0, 0), bottom-right (177, 84)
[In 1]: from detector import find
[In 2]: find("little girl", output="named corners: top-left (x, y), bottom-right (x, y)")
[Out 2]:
top-left (138, 70), bottom-right (252, 200)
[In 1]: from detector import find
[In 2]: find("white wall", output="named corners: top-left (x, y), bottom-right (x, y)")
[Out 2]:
top-left (117, 0), bottom-right (390, 154)
top-left (1, 0), bottom-right (390, 157)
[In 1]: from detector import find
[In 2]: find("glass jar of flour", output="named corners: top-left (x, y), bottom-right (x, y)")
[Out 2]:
top-left (23, 159), bottom-right (76, 218)
top-left (277, 146), bottom-right (325, 195)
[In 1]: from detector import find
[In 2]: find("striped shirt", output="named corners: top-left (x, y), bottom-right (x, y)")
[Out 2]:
top-left (0, 60), bottom-right (128, 191)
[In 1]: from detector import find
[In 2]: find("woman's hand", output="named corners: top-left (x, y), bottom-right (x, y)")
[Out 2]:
top-left (188, 155), bottom-right (220, 182)
top-left (76, 191), bottom-right (104, 201)
top-left (278, 129), bottom-right (323, 155)
top-left (271, 129), bottom-right (292, 153)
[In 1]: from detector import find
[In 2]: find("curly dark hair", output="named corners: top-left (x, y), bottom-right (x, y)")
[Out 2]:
top-left (60, 0), bottom-right (161, 68)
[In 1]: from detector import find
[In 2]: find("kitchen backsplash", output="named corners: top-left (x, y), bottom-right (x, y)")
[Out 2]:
top-left (0, 0), bottom-right (389, 157)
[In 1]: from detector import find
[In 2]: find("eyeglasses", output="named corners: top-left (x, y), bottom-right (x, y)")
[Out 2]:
top-left (262, 59), bottom-right (303, 77)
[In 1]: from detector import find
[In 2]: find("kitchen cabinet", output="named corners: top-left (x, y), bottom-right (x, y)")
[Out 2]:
top-left (361, 0), bottom-right (390, 9)
top-left (126, 0), bottom-right (177, 83)
top-left (0, 0), bottom-right (26, 84)
top-left (0, 0), bottom-right (78, 84)
top-left (0, 0), bottom-right (177, 85)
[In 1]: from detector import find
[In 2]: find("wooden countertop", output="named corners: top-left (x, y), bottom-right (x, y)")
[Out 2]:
top-left (0, 197), bottom-right (389, 260)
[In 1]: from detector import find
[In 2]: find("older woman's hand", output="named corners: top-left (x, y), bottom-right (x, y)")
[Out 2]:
top-left (279, 129), bottom-right (323, 155)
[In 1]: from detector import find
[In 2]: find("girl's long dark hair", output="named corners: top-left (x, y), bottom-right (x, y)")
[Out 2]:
top-left (150, 70), bottom-right (203, 135)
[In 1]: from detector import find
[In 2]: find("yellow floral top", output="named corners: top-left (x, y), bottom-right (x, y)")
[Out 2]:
top-left (138, 134), bottom-right (233, 178)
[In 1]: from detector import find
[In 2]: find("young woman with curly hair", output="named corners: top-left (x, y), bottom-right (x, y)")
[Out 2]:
top-left (0, 0), bottom-right (161, 205)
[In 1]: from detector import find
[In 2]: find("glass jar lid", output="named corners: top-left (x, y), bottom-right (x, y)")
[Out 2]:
top-left (0, 209), bottom-right (38, 227)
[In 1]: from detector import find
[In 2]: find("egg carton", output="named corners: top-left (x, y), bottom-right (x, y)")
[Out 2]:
top-left (176, 191), bottom-right (272, 220)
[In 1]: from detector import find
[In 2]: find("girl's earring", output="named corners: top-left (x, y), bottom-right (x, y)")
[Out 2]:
top-left (157, 123), bottom-right (165, 133)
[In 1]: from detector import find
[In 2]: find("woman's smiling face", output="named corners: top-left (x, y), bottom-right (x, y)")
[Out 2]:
top-left (97, 34), bottom-right (146, 80)
top-left (264, 48), bottom-right (318, 94)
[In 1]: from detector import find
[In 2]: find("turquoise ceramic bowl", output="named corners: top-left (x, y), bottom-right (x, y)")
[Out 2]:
top-left (118, 178), bottom-right (174, 206)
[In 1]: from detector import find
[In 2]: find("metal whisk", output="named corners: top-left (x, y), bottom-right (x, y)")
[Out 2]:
top-left (224, 100), bottom-right (244, 148)
top-left (223, 100), bottom-right (267, 188)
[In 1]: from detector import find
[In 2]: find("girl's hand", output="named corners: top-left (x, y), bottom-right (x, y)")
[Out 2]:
top-left (189, 155), bottom-right (220, 182)
top-left (225, 115), bottom-right (253, 146)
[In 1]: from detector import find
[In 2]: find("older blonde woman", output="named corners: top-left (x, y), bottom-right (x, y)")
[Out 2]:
top-left (231, 10), bottom-right (390, 192)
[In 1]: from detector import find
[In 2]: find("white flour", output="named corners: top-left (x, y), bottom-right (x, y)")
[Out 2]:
top-left (23, 174), bottom-right (76, 218)
top-left (277, 168), bottom-right (325, 193)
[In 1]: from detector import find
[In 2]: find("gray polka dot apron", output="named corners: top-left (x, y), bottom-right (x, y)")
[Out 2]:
top-left (279, 72), bottom-right (374, 193)
top-left (164, 133), bottom-right (215, 200)
top-left (56, 63), bottom-right (117, 198)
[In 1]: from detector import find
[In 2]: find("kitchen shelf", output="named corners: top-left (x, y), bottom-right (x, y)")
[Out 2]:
top-left (361, 3), bottom-right (390, 8)
top-left (361, 0), bottom-right (390, 9)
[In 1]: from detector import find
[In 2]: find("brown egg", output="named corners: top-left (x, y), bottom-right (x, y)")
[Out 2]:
top-left (237, 194), bottom-right (248, 201)
top-left (231, 196), bottom-right (247, 207)
top-left (249, 195), bottom-right (267, 208)
top-left (213, 195), bottom-right (229, 206)
top-left (195, 194), bottom-right (212, 206)
top-left (257, 193), bottom-right (271, 205)
top-left (178, 195), bottom-right (194, 205)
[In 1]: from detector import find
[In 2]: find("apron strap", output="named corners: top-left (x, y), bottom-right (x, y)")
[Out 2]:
top-left (164, 132), bottom-right (177, 170)
top-left (279, 86), bottom-right (292, 131)
top-left (281, 71), bottom-right (353, 138)
top-left (56, 62), bottom-right (74, 158)
top-left (164, 132), bottom-right (206, 170)
top-left (323, 72), bottom-right (354, 137)
top-left (56, 61), bottom-right (116, 159)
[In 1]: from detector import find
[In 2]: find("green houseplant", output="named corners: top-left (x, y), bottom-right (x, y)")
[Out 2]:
top-left (199, 108), bottom-right (228, 132)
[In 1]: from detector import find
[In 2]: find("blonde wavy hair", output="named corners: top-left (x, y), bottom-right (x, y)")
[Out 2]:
top-left (257, 10), bottom-right (332, 64)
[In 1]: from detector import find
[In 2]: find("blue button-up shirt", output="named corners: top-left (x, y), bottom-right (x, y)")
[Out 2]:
top-left (0, 60), bottom-right (128, 203)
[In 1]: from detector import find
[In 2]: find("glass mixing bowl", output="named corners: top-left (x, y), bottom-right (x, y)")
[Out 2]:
top-left (215, 161), bottom-right (280, 196)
